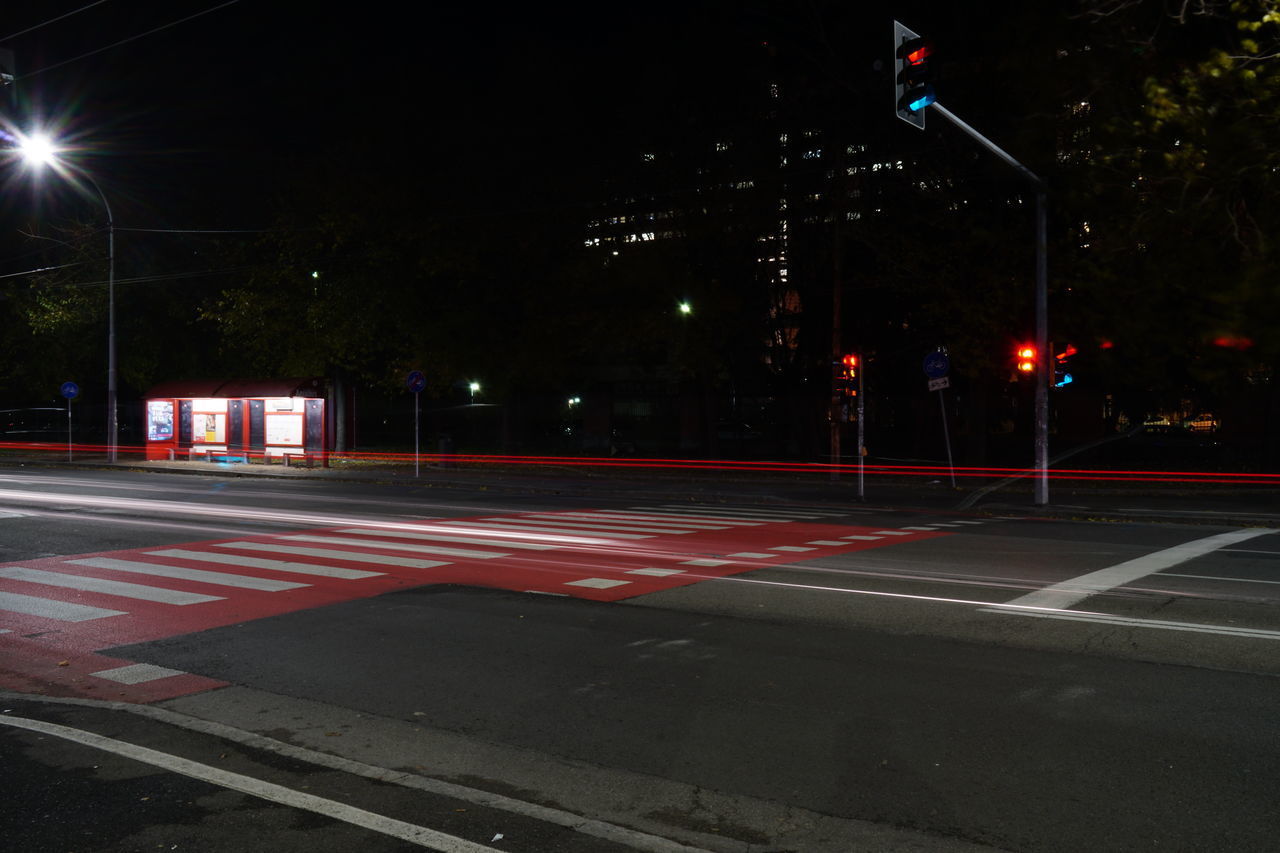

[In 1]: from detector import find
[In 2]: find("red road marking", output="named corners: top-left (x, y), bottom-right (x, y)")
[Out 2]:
top-left (0, 509), bottom-right (951, 701)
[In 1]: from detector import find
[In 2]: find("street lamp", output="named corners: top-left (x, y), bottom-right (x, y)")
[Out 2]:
top-left (17, 131), bottom-right (118, 462)
top-left (469, 381), bottom-right (480, 403)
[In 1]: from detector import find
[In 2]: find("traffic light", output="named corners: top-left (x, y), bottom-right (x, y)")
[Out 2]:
top-left (841, 354), bottom-right (859, 396)
top-left (894, 21), bottom-right (935, 129)
top-left (1053, 344), bottom-right (1077, 388)
top-left (1015, 345), bottom-right (1037, 375)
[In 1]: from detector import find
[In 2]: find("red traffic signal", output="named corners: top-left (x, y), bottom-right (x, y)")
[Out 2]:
top-left (1015, 345), bottom-right (1037, 373)
top-left (841, 354), bottom-right (859, 371)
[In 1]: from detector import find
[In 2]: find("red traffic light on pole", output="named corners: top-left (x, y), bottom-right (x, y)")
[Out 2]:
top-left (1015, 345), bottom-right (1037, 374)
top-left (894, 21), bottom-right (935, 129)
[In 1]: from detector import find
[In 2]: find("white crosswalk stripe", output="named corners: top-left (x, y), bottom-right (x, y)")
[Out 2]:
top-left (147, 549), bottom-right (382, 580)
top-left (436, 520), bottom-right (652, 540)
top-left (68, 557), bottom-right (307, 591)
top-left (0, 591), bottom-right (126, 621)
top-left (212, 541), bottom-right (451, 569)
top-left (551, 511), bottom-right (745, 528)
top-left (650, 504), bottom-right (846, 518)
top-left (331, 528), bottom-right (557, 550)
top-left (0, 566), bottom-right (223, 605)
top-left (278, 534), bottom-right (509, 559)
top-left (486, 516), bottom-right (698, 535)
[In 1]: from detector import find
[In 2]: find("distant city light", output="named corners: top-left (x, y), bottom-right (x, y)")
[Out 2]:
top-left (678, 301), bottom-right (692, 315)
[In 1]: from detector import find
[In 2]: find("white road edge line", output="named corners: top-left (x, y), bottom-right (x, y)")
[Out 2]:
top-left (0, 714), bottom-right (500, 853)
top-left (0, 693), bottom-right (715, 853)
top-left (979, 607), bottom-right (1280, 641)
top-left (1000, 528), bottom-right (1272, 610)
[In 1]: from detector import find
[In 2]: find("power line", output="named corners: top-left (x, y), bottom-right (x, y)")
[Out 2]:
top-left (0, 1), bottom-right (112, 44)
top-left (13, 1), bottom-right (241, 81)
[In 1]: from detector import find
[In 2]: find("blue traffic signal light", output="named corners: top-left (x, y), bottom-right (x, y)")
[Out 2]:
top-left (894, 21), bottom-right (935, 129)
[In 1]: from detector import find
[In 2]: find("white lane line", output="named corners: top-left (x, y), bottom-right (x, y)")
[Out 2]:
top-left (1002, 528), bottom-right (1273, 610)
top-left (213, 541), bottom-right (450, 569)
top-left (679, 558), bottom-right (732, 567)
top-left (982, 608), bottom-right (1280, 641)
top-left (68, 557), bottom-right (307, 592)
top-left (331, 528), bottom-right (556, 551)
top-left (280, 534), bottom-right (508, 560)
top-left (148, 549), bottom-right (381, 580)
top-left (1161, 572), bottom-right (1280, 586)
top-left (929, 523), bottom-right (966, 528)
top-left (0, 591), bottom-right (126, 621)
top-left (726, 552), bottom-right (773, 558)
top-left (561, 512), bottom-right (747, 528)
top-left (91, 663), bottom-right (188, 684)
top-left (952, 521), bottom-right (986, 525)
top-left (565, 578), bottom-right (632, 589)
top-left (513, 514), bottom-right (715, 533)
top-left (901, 526), bottom-right (939, 531)
top-left (0, 567), bottom-right (222, 606)
top-left (872, 530), bottom-right (912, 536)
top-left (840, 535), bottom-right (883, 541)
top-left (438, 520), bottom-right (651, 540)
top-left (769, 545), bottom-right (815, 552)
top-left (482, 517), bottom-right (688, 535)
top-left (0, 510), bottom-right (29, 518)
top-left (806, 540), bottom-right (849, 546)
top-left (626, 568), bottom-right (686, 577)
top-left (0, 715), bottom-right (504, 853)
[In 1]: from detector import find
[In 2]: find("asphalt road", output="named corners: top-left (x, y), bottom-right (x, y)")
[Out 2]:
top-left (1, 464), bottom-right (1278, 852)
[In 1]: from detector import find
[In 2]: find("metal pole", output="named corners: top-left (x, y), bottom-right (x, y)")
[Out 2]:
top-left (78, 173), bottom-right (117, 463)
top-left (67, 399), bottom-right (72, 462)
top-left (856, 357), bottom-right (865, 500)
top-left (931, 101), bottom-right (1049, 505)
top-left (1034, 191), bottom-right (1049, 505)
top-left (414, 392), bottom-right (420, 478)
top-left (938, 389), bottom-right (956, 488)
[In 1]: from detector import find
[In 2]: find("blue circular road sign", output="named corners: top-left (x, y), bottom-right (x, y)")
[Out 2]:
top-left (406, 370), bottom-right (427, 394)
top-left (60, 381), bottom-right (80, 400)
top-left (922, 351), bottom-right (950, 379)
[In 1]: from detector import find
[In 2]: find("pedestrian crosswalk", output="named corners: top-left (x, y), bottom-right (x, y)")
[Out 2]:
top-left (0, 503), bottom-right (996, 698)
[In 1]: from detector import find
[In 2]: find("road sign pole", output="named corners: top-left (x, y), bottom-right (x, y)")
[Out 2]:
top-left (857, 359), bottom-right (865, 500)
top-left (405, 370), bottom-right (427, 478)
top-left (67, 399), bottom-right (72, 462)
top-left (938, 388), bottom-right (956, 488)
top-left (414, 393), bottom-right (420, 478)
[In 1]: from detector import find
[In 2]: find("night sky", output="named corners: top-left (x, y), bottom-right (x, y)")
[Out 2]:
top-left (2, 2), bottom-right (986, 227)
top-left (3, 2), bottom-right (752, 227)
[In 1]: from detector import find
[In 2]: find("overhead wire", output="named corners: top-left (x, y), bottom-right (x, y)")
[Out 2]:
top-left (11, 1), bottom-right (242, 81)
top-left (0, 1), bottom-right (112, 43)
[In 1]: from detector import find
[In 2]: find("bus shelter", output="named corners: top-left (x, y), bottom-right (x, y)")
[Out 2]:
top-left (144, 378), bottom-right (327, 465)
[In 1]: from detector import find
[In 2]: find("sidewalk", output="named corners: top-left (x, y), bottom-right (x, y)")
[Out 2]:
top-left (4, 452), bottom-right (1277, 528)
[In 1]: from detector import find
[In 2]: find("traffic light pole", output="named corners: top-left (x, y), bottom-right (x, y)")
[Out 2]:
top-left (930, 102), bottom-right (1049, 505)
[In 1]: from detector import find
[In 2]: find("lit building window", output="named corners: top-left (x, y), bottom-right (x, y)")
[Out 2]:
top-left (643, 152), bottom-right (655, 162)
top-left (802, 149), bottom-right (822, 159)
top-left (779, 133), bottom-right (788, 144)
top-left (715, 141), bottom-right (730, 152)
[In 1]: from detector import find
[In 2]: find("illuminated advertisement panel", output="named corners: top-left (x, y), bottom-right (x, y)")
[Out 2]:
top-left (147, 401), bottom-right (174, 441)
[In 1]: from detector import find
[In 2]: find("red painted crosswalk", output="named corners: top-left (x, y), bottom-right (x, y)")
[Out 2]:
top-left (0, 504), bottom-right (976, 701)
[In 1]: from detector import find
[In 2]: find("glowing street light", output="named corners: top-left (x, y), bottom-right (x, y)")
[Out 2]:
top-left (17, 131), bottom-right (119, 462)
top-left (469, 381), bottom-right (481, 403)
top-left (678, 300), bottom-right (692, 316)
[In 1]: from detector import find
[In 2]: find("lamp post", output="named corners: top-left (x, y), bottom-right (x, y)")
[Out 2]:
top-left (18, 133), bottom-right (118, 462)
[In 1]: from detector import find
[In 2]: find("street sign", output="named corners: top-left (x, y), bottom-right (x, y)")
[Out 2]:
top-left (60, 381), bottom-right (79, 400)
top-left (405, 370), bottom-right (426, 394)
top-left (923, 351), bottom-right (950, 379)
top-left (928, 376), bottom-right (950, 392)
